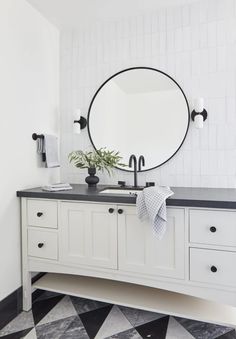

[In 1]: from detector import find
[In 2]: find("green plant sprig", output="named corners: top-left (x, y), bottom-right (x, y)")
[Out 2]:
top-left (68, 148), bottom-right (127, 175)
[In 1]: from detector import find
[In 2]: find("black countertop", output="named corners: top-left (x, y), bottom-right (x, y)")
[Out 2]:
top-left (16, 184), bottom-right (236, 209)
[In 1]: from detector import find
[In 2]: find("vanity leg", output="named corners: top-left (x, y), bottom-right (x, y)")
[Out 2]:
top-left (21, 198), bottom-right (32, 311)
top-left (22, 270), bottom-right (32, 311)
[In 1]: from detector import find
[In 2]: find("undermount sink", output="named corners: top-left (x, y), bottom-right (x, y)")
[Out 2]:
top-left (99, 188), bottom-right (142, 196)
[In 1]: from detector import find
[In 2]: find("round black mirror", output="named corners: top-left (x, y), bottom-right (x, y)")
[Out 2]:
top-left (88, 67), bottom-right (190, 172)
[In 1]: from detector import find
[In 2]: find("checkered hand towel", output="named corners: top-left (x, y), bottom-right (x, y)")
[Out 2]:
top-left (137, 186), bottom-right (174, 239)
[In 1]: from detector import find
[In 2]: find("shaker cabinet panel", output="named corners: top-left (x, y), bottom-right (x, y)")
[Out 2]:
top-left (28, 228), bottom-right (58, 260)
top-left (27, 199), bottom-right (58, 228)
top-left (60, 202), bottom-right (117, 269)
top-left (190, 248), bottom-right (236, 287)
top-left (189, 209), bottom-right (236, 248)
top-left (118, 207), bottom-right (185, 279)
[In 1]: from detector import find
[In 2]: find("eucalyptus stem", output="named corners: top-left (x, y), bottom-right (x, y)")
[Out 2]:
top-left (68, 148), bottom-right (126, 175)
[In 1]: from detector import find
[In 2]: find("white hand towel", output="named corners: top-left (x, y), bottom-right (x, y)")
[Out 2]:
top-left (36, 138), bottom-right (44, 154)
top-left (43, 134), bottom-right (60, 168)
top-left (136, 186), bottom-right (174, 239)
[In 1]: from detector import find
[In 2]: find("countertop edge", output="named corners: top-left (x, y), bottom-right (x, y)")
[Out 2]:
top-left (16, 190), bottom-right (236, 209)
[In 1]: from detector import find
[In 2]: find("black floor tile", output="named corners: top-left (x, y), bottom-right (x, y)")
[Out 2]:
top-left (32, 295), bottom-right (64, 325)
top-left (79, 304), bottom-right (113, 339)
top-left (135, 315), bottom-right (169, 339)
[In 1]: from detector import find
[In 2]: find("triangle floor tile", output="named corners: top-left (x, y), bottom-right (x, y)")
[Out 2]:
top-left (36, 315), bottom-right (76, 339)
top-left (216, 330), bottom-right (236, 339)
top-left (80, 305), bottom-right (113, 339)
top-left (0, 328), bottom-right (33, 339)
top-left (105, 327), bottom-right (142, 339)
top-left (175, 317), bottom-right (234, 339)
top-left (119, 305), bottom-right (166, 327)
top-left (59, 316), bottom-right (89, 339)
top-left (32, 295), bottom-right (64, 325)
top-left (71, 296), bottom-right (109, 315)
top-left (33, 290), bottom-right (64, 303)
top-left (38, 296), bottom-right (77, 326)
top-left (135, 316), bottom-right (169, 339)
top-left (165, 317), bottom-right (195, 339)
top-left (95, 305), bottom-right (133, 339)
top-left (0, 311), bottom-right (34, 337)
top-left (22, 328), bottom-right (37, 339)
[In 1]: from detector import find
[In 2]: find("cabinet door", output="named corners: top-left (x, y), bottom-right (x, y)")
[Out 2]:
top-left (60, 202), bottom-right (117, 269)
top-left (118, 206), bottom-right (185, 279)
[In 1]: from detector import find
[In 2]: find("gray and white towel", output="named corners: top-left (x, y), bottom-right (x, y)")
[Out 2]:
top-left (37, 134), bottom-right (60, 168)
top-left (137, 186), bottom-right (174, 239)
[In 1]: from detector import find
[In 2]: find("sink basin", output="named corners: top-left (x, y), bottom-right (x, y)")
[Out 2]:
top-left (99, 188), bottom-right (142, 196)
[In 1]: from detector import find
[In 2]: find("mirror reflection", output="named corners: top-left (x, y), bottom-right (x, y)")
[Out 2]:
top-left (88, 67), bottom-right (189, 172)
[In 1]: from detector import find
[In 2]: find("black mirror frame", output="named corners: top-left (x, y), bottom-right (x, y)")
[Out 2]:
top-left (87, 66), bottom-right (190, 173)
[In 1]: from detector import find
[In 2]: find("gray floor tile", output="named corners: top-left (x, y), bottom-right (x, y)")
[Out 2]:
top-left (38, 296), bottom-right (77, 326)
top-left (175, 317), bottom-right (234, 339)
top-left (71, 296), bottom-right (109, 315)
top-left (36, 316), bottom-right (76, 339)
top-left (119, 305), bottom-right (166, 327)
top-left (106, 327), bottom-right (142, 339)
top-left (0, 311), bottom-right (34, 337)
top-left (166, 317), bottom-right (195, 339)
top-left (95, 305), bottom-right (133, 339)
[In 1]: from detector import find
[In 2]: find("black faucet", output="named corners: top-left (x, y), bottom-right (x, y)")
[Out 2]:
top-left (129, 154), bottom-right (138, 187)
top-left (138, 155), bottom-right (145, 171)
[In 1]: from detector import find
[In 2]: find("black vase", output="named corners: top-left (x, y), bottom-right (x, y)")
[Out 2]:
top-left (85, 167), bottom-right (99, 187)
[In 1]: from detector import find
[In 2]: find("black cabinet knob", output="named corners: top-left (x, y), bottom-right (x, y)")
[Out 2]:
top-left (109, 208), bottom-right (114, 214)
top-left (38, 243), bottom-right (44, 248)
top-left (118, 209), bottom-right (123, 214)
top-left (211, 265), bottom-right (217, 273)
top-left (210, 226), bottom-right (217, 233)
top-left (37, 212), bottom-right (43, 217)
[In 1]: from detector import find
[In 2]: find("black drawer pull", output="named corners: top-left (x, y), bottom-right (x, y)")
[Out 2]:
top-left (210, 226), bottom-right (217, 233)
top-left (37, 212), bottom-right (43, 217)
top-left (38, 243), bottom-right (44, 248)
top-left (118, 209), bottom-right (123, 214)
top-left (109, 208), bottom-right (114, 214)
top-left (210, 265), bottom-right (217, 273)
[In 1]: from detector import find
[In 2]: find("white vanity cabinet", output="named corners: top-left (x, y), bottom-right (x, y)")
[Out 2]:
top-left (59, 203), bottom-right (185, 278)
top-left (118, 206), bottom-right (185, 279)
top-left (60, 202), bottom-right (117, 269)
top-left (20, 195), bottom-right (236, 313)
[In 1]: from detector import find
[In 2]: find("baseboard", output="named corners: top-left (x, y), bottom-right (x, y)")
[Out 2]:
top-left (0, 273), bottom-right (45, 330)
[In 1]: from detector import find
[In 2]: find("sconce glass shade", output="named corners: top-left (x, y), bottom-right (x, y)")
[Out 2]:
top-left (73, 122), bottom-right (81, 134)
top-left (194, 114), bottom-right (204, 129)
top-left (194, 98), bottom-right (204, 113)
top-left (191, 98), bottom-right (207, 129)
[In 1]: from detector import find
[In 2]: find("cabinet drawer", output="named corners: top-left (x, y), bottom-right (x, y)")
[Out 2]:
top-left (28, 228), bottom-right (58, 260)
top-left (189, 209), bottom-right (236, 247)
top-left (190, 248), bottom-right (236, 287)
top-left (27, 200), bottom-right (58, 228)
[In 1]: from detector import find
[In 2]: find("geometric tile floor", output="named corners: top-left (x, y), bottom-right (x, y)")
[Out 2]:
top-left (0, 290), bottom-right (235, 339)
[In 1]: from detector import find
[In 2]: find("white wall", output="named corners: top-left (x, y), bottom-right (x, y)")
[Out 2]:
top-left (60, 0), bottom-right (236, 188)
top-left (0, 0), bottom-right (59, 301)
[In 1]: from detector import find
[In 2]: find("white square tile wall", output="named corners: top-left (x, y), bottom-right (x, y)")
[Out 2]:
top-left (60, 0), bottom-right (236, 188)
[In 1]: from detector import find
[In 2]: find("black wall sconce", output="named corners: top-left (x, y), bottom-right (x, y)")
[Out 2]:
top-left (73, 109), bottom-right (87, 134)
top-left (191, 98), bottom-right (208, 129)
